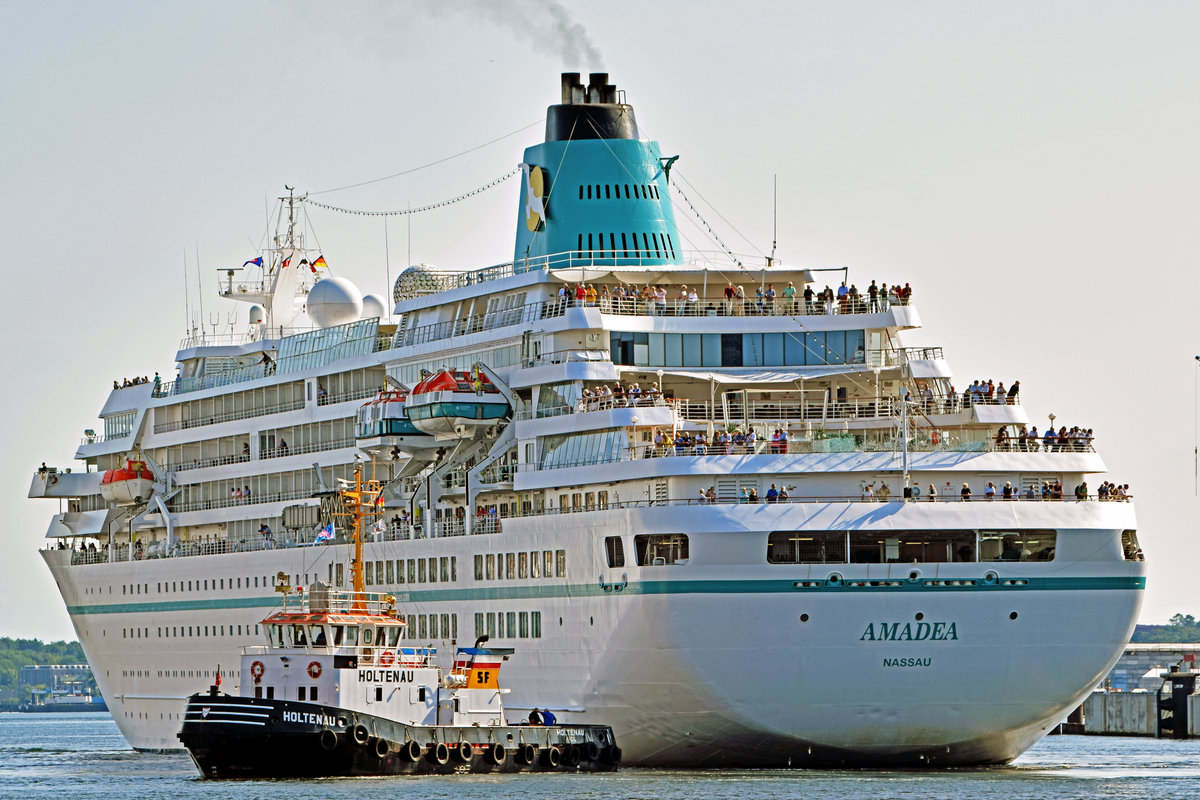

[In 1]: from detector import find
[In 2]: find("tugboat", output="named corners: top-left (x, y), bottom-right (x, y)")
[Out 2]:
top-left (177, 464), bottom-right (619, 778)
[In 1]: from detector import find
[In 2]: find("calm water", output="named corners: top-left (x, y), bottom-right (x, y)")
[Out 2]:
top-left (4, 713), bottom-right (1200, 799)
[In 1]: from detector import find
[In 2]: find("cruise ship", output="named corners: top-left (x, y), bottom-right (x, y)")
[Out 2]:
top-left (31, 72), bottom-right (1145, 767)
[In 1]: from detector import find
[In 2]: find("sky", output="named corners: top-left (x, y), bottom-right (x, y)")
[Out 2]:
top-left (2, 0), bottom-right (1198, 641)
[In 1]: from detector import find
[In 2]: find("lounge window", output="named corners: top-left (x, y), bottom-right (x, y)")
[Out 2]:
top-left (605, 536), bottom-right (625, 567)
top-left (767, 531), bottom-right (847, 564)
top-left (849, 530), bottom-right (976, 563)
top-left (979, 530), bottom-right (1056, 562)
top-left (1122, 530), bottom-right (1143, 561)
top-left (634, 534), bottom-right (689, 566)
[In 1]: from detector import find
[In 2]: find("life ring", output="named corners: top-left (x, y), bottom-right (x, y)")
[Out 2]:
top-left (931, 429), bottom-right (940, 445)
top-left (250, 661), bottom-right (265, 681)
top-left (307, 661), bottom-right (322, 679)
top-left (378, 650), bottom-right (395, 667)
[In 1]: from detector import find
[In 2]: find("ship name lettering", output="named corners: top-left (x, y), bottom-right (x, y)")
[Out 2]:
top-left (282, 710), bottom-right (338, 726)
top-left (883, 657), bottom-right (932, 667)
top-left (358, 669), bottom-right (414, 683)
top-left (860, 622), bottom-right (958, 641)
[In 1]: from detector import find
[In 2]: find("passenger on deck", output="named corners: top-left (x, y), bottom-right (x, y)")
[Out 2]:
top-left (1000, 536), bottom-right (1022, 561)
top-left (528, 709), bottom-right (543, 725)
top-left (542, 709), bottom-right (556, 725)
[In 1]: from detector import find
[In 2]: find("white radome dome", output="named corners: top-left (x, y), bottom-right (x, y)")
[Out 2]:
top-left (307, 277), bottom-right (363, 328)
top-left (361, 293), bottom-right (387, 320)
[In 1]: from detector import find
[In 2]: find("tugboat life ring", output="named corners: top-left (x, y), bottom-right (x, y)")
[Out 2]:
top-left (379, 650), bottom-right (395, 667)
top-left (307, 661), bottom-right (322, 679)
top-left (250, 661), bottom-right (265, 681)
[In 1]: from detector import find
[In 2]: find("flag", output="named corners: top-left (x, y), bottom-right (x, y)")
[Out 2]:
top-left (372, 520), bottom-right (386, 535)
top-left (281, 256), bottom-right (291, 270)
top-left (311, 255), bottom-right (327, 272)
top-left (315, 523), bottom-right (334, 543)
top-left (375, 493), bottom-right (385, 506)
top-left (242, 256), bottom-right (262, 268)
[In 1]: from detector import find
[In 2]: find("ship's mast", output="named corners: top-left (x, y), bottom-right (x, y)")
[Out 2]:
top-left (334, 460), bottom-right (383, 611)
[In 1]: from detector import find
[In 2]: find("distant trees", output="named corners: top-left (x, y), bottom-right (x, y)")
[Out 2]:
top-left (0, 638), bottom-right (88, 704)
top-left (1131, 614), bottom-right (1200, 644)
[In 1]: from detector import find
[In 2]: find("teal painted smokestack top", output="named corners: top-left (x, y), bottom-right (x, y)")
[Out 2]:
top-left (513, 73), bottom-right (681, 272)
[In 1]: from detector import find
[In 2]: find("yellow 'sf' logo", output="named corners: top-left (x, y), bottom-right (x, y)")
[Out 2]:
top-left (521, 163), bottom-right (546, 232)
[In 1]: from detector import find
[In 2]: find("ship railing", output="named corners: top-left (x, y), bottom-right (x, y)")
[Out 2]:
top-left (898, 346), bottom-right (945, 362)
top-left (521, 434), bottom-right (1095, 472)
top-left (172, 488), bottom-right (313, 513)
top-left (153, 398), bottom-right (306, 434)
top-left (79, 431), bottom-right (107, 445)
top-left (317, 386), bottom-right (379, 406)
top-left (433, 519), bottom-right (466, 537)
top-left (171, 452), bottom-right (252, 471)
top-left (260, 437), bottom-right (355, 460)
top-left (514, 393), bottom-right (671, 420)
top-left (519, 347), bottom-right (609, 369)
top-left (240, 643), bottom-right (434, 664)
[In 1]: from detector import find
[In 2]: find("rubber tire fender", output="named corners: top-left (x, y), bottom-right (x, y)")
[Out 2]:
top-left (351, 724), bottom-right (370, 746)
top-left (603, 745), bottom-right (622, 765)
top-left (563, 743), bottom-right (581, 766)
top-left (584, 740), bottom-right (601, 761)
top-left (452, 741), bottom-right (474, 763)
top-left (400, 740), bottom-right (422, 761)
top-left (428, 741), bottom-right (450, 765)
top-left (373, 737), bottom-right (390, 759)
top-left (485, 742), bottom-right (506, 765)
top-left (515, 742), bottom-right (536, 765)
top-left (318, 729), bottom-right (339, 752)
top-left (541, 745), bottom-right (561, 768)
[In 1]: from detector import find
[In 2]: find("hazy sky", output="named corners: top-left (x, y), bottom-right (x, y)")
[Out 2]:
top-left (2, 0), bottom-right (1198, 641)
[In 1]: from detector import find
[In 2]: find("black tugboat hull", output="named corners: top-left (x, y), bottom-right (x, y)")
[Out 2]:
top-left (178, 693), bottom-right (620, 778)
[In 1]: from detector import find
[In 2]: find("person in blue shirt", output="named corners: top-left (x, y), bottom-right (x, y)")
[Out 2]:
top-left (541, 708), bottom-right (556, 725)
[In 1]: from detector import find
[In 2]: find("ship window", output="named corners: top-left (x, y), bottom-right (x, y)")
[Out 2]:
top-left (609, 232), bottom-right (616, 255)
top-left (255, 686), bottom-right (262, 698)
top-left (388, 627), bottom-right (403, 647)
top-left (311, 626), bottom-right (327, 646)
top-left (621, 232), bottom-right (629, 258)
top-left (768, 531), bottom-right (847, 564)
top-left (407, 559), bottom-right (416, 583)
top-left (605, 536), bottom-right (625, 567)
top-left (418, 560), bottom-right (427, 583)
top-left (587, 233), bottom-right (593, 255)
top-left (605, 184), bottom-right (611, 199)
top-left (507, 612), bottom-right (517, 636)
top-left (365, 565), bottom-right (373, 586)
top-left (364, 627), bottom-right (375, 645)
top-left (579, 185), bottom-right (584, 199)
top-left (486, 554), bottom-right (496, 580)
top-left (441, 557), bottom-right (450, 582)
top-left (496, 613), bottom-right (505, 638)
top-left (266, 686), bottom-right (274, 700)
top-left (577, 233), bottom-right (583, 257)
top-left (530, 552), bottom-right (541, 578)
top-left (475, 613), bottom-right (485, 638)
top-left (1122, 530), bottom-right (1143, 561)
top-left (624, 184), bottom-right (630, 199)
top-left (532, 611), bottom-right (542, 638)
top-left (429, 615), bottom-right (439, 638)
top-left (486, 613), bottom-right (496, 637)
top-left (427, 557), bottom-right (437, 583)
top-left (978, 530), bottom-right (1056, 562)
top-left (518, 552), bottom-right (528, 578)
top-left (376, 561), bottom-right (384, 584)
top-left (642, 232), bottom-right (650, 256)
top-left (418, 617), bottom-right (427, 638)
top-left (586, 185), bottom-right (592, 199)
top-left (506, 553), bottom-right (516, 579)
top-left (451, 557), bottom-right (457, 581)
top-left (556, 549), bottom-right (567, 576)
top-left (595, 184), bottom-right (600, 198)
top-left (386, 561), bottom-right (394, 584)
top-left (396, 560), bottom-right (405, 584)
top-left (311, 686), bottom-right (318, 701)
top-left (268, 626), bottom-right (283, 647)
top-left (298, 686), bottom-right (306, 701)
top-left (544, 551), bottom-right (553, 577)
top-left (635, 534), bottom-right (689, 566)
top-left (345, 626), bottom-right (359, 646)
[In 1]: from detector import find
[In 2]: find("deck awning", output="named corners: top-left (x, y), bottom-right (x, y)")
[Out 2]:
top-left (622, 366), bottom-right (863, 385)
top-left (44, 509), bottom-right (114, 539)
top-left (906, 359), bottom-right (952, 379)
top-left (549, 267), bottom-right (816, 286)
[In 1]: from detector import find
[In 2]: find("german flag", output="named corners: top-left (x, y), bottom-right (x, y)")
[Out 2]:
top-left (311, 255), bottom-right (327, 273)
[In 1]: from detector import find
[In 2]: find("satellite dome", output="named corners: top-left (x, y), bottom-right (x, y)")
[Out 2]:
top-left (307, 277), bottom-right (363, 328)
top-left (394, 264), bottom-right (461, 302)
top-left (361, 293), bottom-right (387, 320)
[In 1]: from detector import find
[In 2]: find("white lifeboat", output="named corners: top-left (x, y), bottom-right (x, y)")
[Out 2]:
top-left (405, 369), bottom-right (510, 438)
top-left (99, 459), bottom-right (155, 505)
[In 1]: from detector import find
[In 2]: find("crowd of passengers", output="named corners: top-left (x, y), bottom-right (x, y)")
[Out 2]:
top-left (993, 424), bottom-right (1095, 452)
top-left (579, 382), bottom-right (671, 410)
top-left (650, 427), bottom-right (791, 456)
top-left (555, 279), bottom-right (913, 316)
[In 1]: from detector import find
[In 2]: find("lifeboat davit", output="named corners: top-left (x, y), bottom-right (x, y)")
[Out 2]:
top-left (405, 370), bottom-right (510, 438)
top-left (100, 459), bottom-right (155, 505)
top-left (355, 390), bottom-right (440, 455)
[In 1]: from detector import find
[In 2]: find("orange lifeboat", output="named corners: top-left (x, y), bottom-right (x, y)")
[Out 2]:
top-left (99, 459), bottom-right (155, 505)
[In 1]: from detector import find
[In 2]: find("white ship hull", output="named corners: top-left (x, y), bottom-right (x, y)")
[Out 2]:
top-left (47, 500), bottom-right (1142, 765)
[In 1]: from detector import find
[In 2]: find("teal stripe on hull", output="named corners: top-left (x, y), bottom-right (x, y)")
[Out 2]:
top-left (64, 575), bottom-right (1145, 616)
